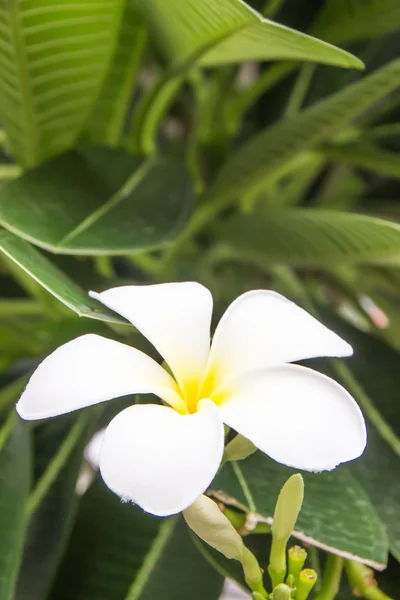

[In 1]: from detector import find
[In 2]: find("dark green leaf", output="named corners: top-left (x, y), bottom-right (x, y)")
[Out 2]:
top-left (210, 59), bottom-right (400, 202)
top-left (0, 417), bottom-right (31, 600)
top-left (51, 478), bottom-right (224, 600)
top-left (312, 0), bottom-right (400, 45)
top-left (0, 231), bottom-right (125, 324)
top-left (0, 147), bottom-right (194, 255)
top-left (15, 416), bottom-right (90, 600)
top-left (322, 318), bottom-right (400, 563)
top-left (218, 210), bottom-right (400, 266)
top-left (212, 452), bottom-right (388, 568)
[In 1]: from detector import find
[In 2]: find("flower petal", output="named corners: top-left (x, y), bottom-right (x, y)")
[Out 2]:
top-left (99, 399), bottom-right (224, 516)
top-left (90, 283), bottom-right (213, 390)
top-left (218, 364), bottom-right (366, 471)
top-left (16, 334), bottom-right (183, 420)
top-left (207, 290), bottom-right (353, 388)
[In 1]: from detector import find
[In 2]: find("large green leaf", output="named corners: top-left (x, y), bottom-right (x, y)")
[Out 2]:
top-left (218, 209), bottom-right (400, 267)
top-left (312, 0), bottom-right (400, 45)
top-left (321, 318), bottom-right (400, 563)
top-left (0, 231), bottom-right (124, 324)
top-left (0, 147), bottom-right (194, 255)
top-left (212, 452), bottom-right (388, 569)
top-left (0, 418), bottom-right (31, 600)
top-left (15, 415), bottom-right (90, 600)
top-left (51, 478), bottom-right (224, 600)
top-left (0, 0), bottom-right (123, 167)
top-left (210, 59), bottom-right (400, 202)
top-left (140, 0), bottom-right (362, 71)
top-left (84, 2), bottom-right (147, 146)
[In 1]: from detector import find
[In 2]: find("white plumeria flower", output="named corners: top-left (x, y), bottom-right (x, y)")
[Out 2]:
top-left (16, 283), bottom-right (366, 517)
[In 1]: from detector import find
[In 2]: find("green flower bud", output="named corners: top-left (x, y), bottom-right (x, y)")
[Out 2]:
top-left (183, 495), bottom-right (244, 559)
top-left (223, 434), bottom-right (257, 463)
top-left (296, 569), bottom-right (317, 600)
top-left (271, 584), bottom-right (292, 600)
top-left (287, 545), bottom-right (307, 585)
top-left (268, 474), bottom-right (304, 589)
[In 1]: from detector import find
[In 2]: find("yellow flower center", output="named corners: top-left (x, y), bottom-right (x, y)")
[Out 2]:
top-left (177, 366), bottom-right (225, 414)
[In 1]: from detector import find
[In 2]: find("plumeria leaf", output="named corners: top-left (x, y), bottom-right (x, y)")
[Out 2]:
top-left (320, 316), bottom-right (400, 562)
top-left (321, 142), bottom-right (400, 181)
top-left (0, 0), bottom-right (123, 167)
top-left (0, 231), bottom-right (125, 324)
top-left (211, 452), bottom-right (388, 569)
top-left (84, 2), bottom-right (147, 146)
top-left (0, 418), bottom-right (31, 600)
top-left (0, 147), bottom-right (194, 255)
top-left (209, 59), bottom-right (400, 202)
top-left (312, 0), bottom-right (400, 45)
top-left (15, 415), bottom-right (90, 600)
top-left (50, 477), bottom-right (224, 600)
top-left (139, 0), bottom-right (362, 71)
top-left (217, 209), bottom-right (400, 266)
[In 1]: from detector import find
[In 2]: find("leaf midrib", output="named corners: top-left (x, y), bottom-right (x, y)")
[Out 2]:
top-left (6, 1), bottom-right (39, 167)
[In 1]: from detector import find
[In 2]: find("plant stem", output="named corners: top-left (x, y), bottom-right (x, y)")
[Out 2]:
top-left (284, 64), bottom-right (315, 118)
top-left (229, 62), bottom-right (295, 124)
top-left (0, 299), bottom-right (43, 316)
top-left (0, 164), bottom-right (21, 179)
top-left (25, 414), bottom-right (87, 518)
top-left (331, 359), bottom-right (400, 459)
top-left (315, 554), bottom-right (343, 600)
top-left (262, 0), bottom-right (286, 18)
top-left (345, 560), bottom-right (393, 600)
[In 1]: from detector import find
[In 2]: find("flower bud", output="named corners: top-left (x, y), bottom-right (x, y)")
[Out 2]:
top-left (223, 434), bottom-right (257, 463)
top-left (268, 474), bottom-right (304, 589)
top-left (271, 584), bottom-right (292, 600)
top-left (287, 545), bottom-right (307, 585)
top-left (296, 569), bottom-right (317, 600)
top-left (183, 495), bottom-right (244, 559)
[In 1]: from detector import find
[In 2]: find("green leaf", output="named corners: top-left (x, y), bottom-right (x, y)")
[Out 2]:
top-left (218, 209), bottom-right (400, 267)
top-left (212, 453), bottom-right (388, 569)
top-left (321, 318), bottom-right (400, 563)
top-left (210, 59), bottom-right (400, 202)
top-left (16, 415), bottom-right (90, 600)
top-left (51, 478), bottom-right (224, 600)
top-left (0, 0), bottom-right (124, 167)
top-left (322, 142), bottom-right (400, 181)
top-left (0, 230), bottom-right (125, 324)
top-left (0, 147), bottom-right (194, 255)
top-left (0, 417), bottom-right (31, 600)
top-left (84, 2), bottom-right (147, 146)
top-left (312, 0), bottom-right (400, 45)
top-left (139, 0), bottom-right (363, 72)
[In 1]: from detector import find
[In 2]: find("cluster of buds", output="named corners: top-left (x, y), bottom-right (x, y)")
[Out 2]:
top-left (184, 473), bottom-right (318, 599)
top-left (266, 475), bottom-right (317, 600)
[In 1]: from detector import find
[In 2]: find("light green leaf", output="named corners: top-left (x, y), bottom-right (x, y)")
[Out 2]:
top-left (15, 416), bottom-right (90, 600)
top-left (218, 209), bottom-right (400, 267)
top-left (50, 478), bottom-right (224, 600)
top-left (0, 0), bottom-right (123, 167)
top-left (210, 59), bottom-right (400, 202)
top-left (312, 0), bottom-right (400, 45)
top-left (139, 0), bottom-right (363, 72)
top-left (0, 147), bottom-right (194, 255)
top-left (0, 417), bottom-right (31, 600)
top-left (212, 453), bottom-right (388, 569)
top-left (84, 1), bottom-right (147, 146)
top-left (0, 230), bottom-right (125, 324)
